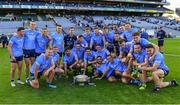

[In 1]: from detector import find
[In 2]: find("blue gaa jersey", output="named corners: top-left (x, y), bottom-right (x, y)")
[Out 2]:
top-left (119, 42), bottom-right (131, 55)
top-left (122, 28), bottom-right (137, 42)
top-left (96, 62), bottom-right (109, 77)
top-left (30, 54), bottom-right (53, 74)
top-left (84, 51), bottom-right (96, 62)
top-left (9, 35), bottom-right (24, 57)
top-left (23, 29), bottom-right (40, 50)
top-left (63, 52), bottom-right (78, 65)
top-left (95, 49), bottom-right (110, 60)
top-left (35, 34), bottom-right (50, 53)
top-left (104, 31), bottom-right (114, 43)
top-left (91, 33), bottom-right (105, 48)
top-left (52, 52), bottom-right (60, 65)
top-left (51, 32), bottom-right (64, 53)
top-left (147, 52), bottom-right (169, 71)
top-left (82, 32), bottom-right (93, 46)
top-left (131, 38), bottom-right (150, 50)
top-left (71, 47), bottom-right (85, 60)
top-left (74, 39), bottom-right (88, 48)
top-left (132, 49), bottom-right (147, 63)
top-left (113, 57), bottom-right (127, 73)
top-left (106, 59), bottom-right (120, 77)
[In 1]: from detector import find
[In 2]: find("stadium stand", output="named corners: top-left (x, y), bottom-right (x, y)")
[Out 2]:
top-left (0, 0), bottom-right (179, 37)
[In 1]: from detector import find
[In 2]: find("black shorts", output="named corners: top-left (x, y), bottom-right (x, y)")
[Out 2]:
top-left (57, 52), bottom-right (63, 57)
top-left (30, 71), bottom-right (44, 80)
top-left (158, 40), bottom-right (164, 46)
top-left (23, 49), bottom-right (36, 58)
top-left (10, 56), bottom-right (23, 63)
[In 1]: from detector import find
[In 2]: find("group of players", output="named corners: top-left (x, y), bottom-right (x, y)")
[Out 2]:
top-left (8, 21), bottom-right (178, 91)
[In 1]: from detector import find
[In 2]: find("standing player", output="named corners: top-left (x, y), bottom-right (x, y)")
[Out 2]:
top-left (113, 33), bottom-right (121, 56)
top-left (90, 27), bottom-right (106, 50)
top-left (51, 25), bottom-right (64, 63)
top-left (1, 34), bottom-right (9, 48)
top-left (157, 27), bottom-right (166, 53)
top-left (30, 47), bottom-right (57, 88)
top-left (138, 44), bottom-right (178, 92)
top-left (35, 28), bottom-right (50, 57)
top-left (103, 26), bottom-right (114, 53)
top-left (64, 27), bottom-right (77, 49)
top-left (82, 27), bottom-right (93, 47)
top-left (140, 29), bottom-right (149, 40)
top-left (23, 21), bottom-right (40, 84)
top-left (121, 23), bottom-right (137, 42)
top-left (8, 27), bottom-right (25, 87)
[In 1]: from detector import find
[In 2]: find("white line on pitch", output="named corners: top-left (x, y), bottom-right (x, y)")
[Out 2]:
top-left (164, 54), bottom-right (180, 57)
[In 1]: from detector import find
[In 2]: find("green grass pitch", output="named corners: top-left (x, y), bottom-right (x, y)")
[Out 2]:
top-left (0, 38), bottom-right (180, 104)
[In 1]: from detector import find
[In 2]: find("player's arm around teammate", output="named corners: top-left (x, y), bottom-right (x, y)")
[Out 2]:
top-left (138, 44), bottom-right (178, 92)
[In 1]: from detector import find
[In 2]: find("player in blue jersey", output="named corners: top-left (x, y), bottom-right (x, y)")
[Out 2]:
top-left (23, 21), bottom-right (40, 84)
top-left (90, 27), bottom-right (106, 50)
top-left (74, 35), bottom-right (88, 49)
top-left (51, 25), bottom-right (64, 60)
top-left (30, 47), bottom-right (56, 88)
top-left (95, 44), bottom-right (110, 61)
top-left (103, 26), bottom-right (115, 53)
top-left (35, 28), bottom-right (50, 57)
top-left (8, 27), bottom-right (25, 87)
top-left (127, 32), bottom-right (158, 75)
top-left (119, 39), bottom-right (132, 70)
top-left (119, 39), bottom-right (131, 58)
top-left (63, 47), bottom-right (79, 78)
top-left (52, 46), bottom-right (64, 80)
top-left (138, 44), bottom-right (178, 92)
top-left (108, 54), bottom-right (130, 84)
top-left (131, 43), bottom-right (148, 89)
top-left (129, 32), bottom-right (158, 56)
top-left (93, 55), bottom-right (116, 82)
top-left (131, 32), bottom-right (154, 50)
top-left (71, 43), bottom-right (85, 74)
top-left (83, 47), bottom-right (96, 75)
top-left (82, 27), bottom-right (93, 46)
top-left (121, 23), bottom-right (137, 42)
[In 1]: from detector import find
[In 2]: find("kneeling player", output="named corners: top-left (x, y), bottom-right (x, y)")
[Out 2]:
top-left (93, 56), bottom-right (116, 82)
top-left (138, 44), bottom-right (178, 92)
top-left (52, 46), bottom-right (64, 80)
top-left (29, 47), bottom-right (56, 89)
top-left (71, 43), bottom-right (85, 74)
top-left (132, 43), bottom-right (148, 89)
top-left (83, 47), bottom-right (96, 75)
top-left (111, 56), bottom-right (131, 84)
top-left (63, 47), bottom-right (79, 77)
